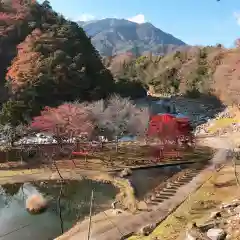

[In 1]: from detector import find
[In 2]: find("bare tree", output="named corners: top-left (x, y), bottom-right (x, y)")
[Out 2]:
top-left (234, 38), bottom-right (240, 48)
top-left (85, 99), bottom-right (107, 138)
top-left (88, 95), bottom-right (150, 151)
top-left (127, 106), bottom-right (150, 140)
top-left (0, 124), bottom-right (30, 162)
top-left (0, 124), bottom-right (30, 147)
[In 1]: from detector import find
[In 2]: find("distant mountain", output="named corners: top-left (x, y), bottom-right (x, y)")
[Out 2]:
top-left (78, 18), bottom-right (187, 56)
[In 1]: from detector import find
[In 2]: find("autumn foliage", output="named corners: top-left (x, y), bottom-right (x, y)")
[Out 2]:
top-left (31, 104), bottom-right (94, 142)
top-left (3, 0), bottom-right (114, 121)
top-left (6, 28), bottom-right (43, 92)
top-left (0, 0), bottom-right (31, 35)
top-left (0, 0), bottom-right (144, 126)
top-left (0, 0), bottom-right (36, 103)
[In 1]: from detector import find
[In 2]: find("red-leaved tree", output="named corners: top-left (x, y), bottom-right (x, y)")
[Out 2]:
top-left (6, 28), bottom-right (43, 92)
top-left (31, 103), bottom-right (94, 146)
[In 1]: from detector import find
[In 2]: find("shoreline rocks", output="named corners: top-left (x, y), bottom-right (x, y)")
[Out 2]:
top-left (119, 168), bottom-right (132, 178)
top-left (186, 199), bottom-right (240, 240)
top-left (207, 228), bottom-right (226, 240)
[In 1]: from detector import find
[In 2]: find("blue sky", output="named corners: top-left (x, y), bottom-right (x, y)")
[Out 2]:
top-left (39, 0), bottom-right (240, 47)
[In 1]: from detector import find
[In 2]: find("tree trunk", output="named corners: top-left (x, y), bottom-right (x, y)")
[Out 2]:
top-left (56, 137), bottom-right (63, 149)
top-left (115, 136), bottom-right (118, 152)
top-left (232, 155), bottom-right (240, 188)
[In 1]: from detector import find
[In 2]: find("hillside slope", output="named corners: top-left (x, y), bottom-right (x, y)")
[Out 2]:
top-left (78, 18), bottom-right (187, 56)
top-left (0, 0), bottom-right (116, 124)
top-left (110, 45), bottom-right (240, 107)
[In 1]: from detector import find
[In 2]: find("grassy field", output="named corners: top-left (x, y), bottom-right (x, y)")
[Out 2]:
top-left (0, 169), bottom-right (44, 178)
top-left (90, 144), bottom-right (212, 167)
top-left (0, 143), bottom-right (212, 172)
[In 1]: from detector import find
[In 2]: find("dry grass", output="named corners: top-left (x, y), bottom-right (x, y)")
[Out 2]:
top-left (128, 164), bottom-right (240, 240)
top-left (86, 172), bottom-right (138, 212)
top-left (213, 48), bottom-right (240, 105)
top-left (0, 168), bottom-right (43, 177)
top-left (0, 162), bottom-right (138, 212)
top-left (113, 177), bottom-right (138, 212)
top-left (207, 117), bottom-right (239, 133)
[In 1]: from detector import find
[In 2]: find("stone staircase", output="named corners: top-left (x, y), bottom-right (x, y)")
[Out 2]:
top-left (144, 164), bottom-right (205, 209)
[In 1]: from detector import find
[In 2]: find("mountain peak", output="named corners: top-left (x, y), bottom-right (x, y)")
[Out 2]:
top-left (78, 18), bottom-right (186, 56)
top-left (139, 22), bottom-right (154, 26)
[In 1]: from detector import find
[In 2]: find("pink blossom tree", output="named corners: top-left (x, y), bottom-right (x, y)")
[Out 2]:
top-left (31, 103), bottom-right (94, 146)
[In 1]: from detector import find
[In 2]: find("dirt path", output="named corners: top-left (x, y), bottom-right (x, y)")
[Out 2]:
top-left (197, 136), bottom-right (235, 150)
top-left (0, 168), bottom-right (104, 185)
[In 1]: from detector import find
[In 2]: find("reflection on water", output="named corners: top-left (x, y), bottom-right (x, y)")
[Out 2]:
top-left (129, 164), bottom-right (189, 199)
top-left (0, 180), bottom-right (117, 240)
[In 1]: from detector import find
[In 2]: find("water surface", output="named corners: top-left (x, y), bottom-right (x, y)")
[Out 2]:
top-left (0, 180), bottom-right (117, 240)
top-left (128, 164), bottom-right (189, 199)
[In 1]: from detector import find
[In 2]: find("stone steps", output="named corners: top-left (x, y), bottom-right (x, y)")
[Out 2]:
top-left (144, 166), bottom-right (204, 208)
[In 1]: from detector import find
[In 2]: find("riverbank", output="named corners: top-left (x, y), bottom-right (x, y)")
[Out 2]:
top-left (0, 156), bottom-right (209, 184)
top-left (128, 163), bottom-right (240, 240)
top-left (125, 104), bottom-right (240, 240)
top-left (0, 159), bottom-right (207, 216)
top-left (56, 161), bottom-right (215, 240)
top-left (1, 102), bottom-right (239, 240)
top-left (0, 150), bottom-right (213, 240)
top-left (0, 167), bottom-right (140, 212)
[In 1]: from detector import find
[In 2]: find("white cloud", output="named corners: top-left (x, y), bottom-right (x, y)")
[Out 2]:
top-left (233, 12), bottom-right (240, 26)
top-left (127, 14), bottom-right (145, 24)
top-left (73, 13), bottom-right (146, 24)
top-left (76, 14), bottom-right (96, 22)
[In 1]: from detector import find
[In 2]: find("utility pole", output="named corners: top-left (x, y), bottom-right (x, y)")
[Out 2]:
top-left (87, 190), bottom-right (94, 240)
top-left (161, 40), bottom-right (164, 55)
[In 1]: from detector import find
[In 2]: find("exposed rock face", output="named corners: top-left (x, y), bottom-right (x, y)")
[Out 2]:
top-left (185, 199), bottom-right (240, 240)
top-left (194, 107), bottom-right (239, 137)
top-left (137, 201), bottom-right (148, 211)
top-left (26, 194), bottom-right (48, 214)
top-left (221, 199), bottom-right (240, 209)
top-left (186, 222), bottom-right (211, 240)
top-left (185, 233), bottom-right (197, 240)
top-left (112, 209), bottom-right (124, 215)
top-left (119, 168), bottom-right (132, 178)
top-left (138, 223), bottom-right (156, 236)
top-left (206, 228), bottom-right (226, 240)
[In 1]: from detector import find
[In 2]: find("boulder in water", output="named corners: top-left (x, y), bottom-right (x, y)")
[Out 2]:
top-left (26, 194), bottom-right (48, 214)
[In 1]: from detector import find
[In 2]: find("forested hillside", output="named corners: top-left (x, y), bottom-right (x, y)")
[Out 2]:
top-left (108, 45), bottom-right (240, 107)
top-left (78, 18), bottom-right (186, 56)
top-left (0, 0), bottom-right (129, 125)
top-left (0, 0), bottom-right (238, 126)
